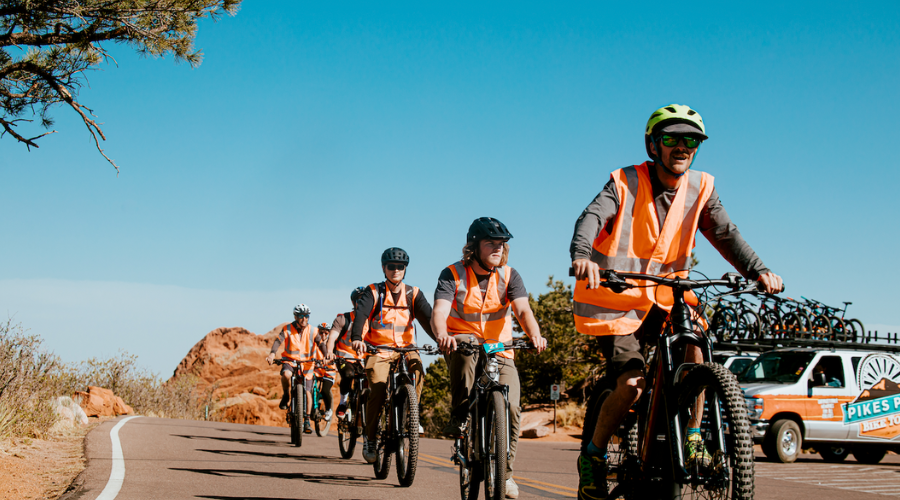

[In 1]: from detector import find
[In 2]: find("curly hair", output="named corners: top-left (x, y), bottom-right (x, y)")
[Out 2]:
top-left (462, 240), bottom-right (509, 268)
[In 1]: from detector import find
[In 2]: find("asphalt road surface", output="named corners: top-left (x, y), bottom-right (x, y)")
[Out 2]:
top-left (64, 416), bottom-right (900, 499)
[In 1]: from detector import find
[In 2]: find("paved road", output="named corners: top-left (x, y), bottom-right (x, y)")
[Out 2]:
top-left (64, 416), bottom-right (900, 499)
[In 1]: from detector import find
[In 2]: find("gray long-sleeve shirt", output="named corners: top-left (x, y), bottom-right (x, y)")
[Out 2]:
top-left (570, 165), bottom-right (769, 280)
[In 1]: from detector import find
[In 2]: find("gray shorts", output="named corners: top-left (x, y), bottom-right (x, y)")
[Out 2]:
top-left (597, 306), bottom-right (668, 379)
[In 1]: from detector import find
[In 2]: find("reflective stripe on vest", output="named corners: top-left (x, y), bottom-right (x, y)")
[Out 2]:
top-left (573, 162), bottom-right (714, 336)
top-left (446, 261), bottom-right (514, 358)
top-left (335, 311), bottom-right (364, 359)
top-left (364, 282), bottom-right (417, 348)
top-left (282, 322), bottom-right (315, 361)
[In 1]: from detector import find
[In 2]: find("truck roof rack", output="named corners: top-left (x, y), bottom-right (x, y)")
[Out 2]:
top-left (713, 330), bottom-right (900, 354)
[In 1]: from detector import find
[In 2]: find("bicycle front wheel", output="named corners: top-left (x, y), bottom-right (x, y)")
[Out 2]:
top-left (395, 383), bottom-right (420, 487)
top-left (315, 386), bottom-right (331, 437)
top-left (291, 382), bottom-right (304, 447)
top-left (484, 391), bottom-right (508, 500)
top-left (677, 363), bottom-right (754, 500)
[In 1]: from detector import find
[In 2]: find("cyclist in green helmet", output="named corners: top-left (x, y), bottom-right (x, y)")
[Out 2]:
top-left (571, 104), bottom-right (783, 500)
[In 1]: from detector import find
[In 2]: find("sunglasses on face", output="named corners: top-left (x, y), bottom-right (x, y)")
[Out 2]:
top-left (295, 314), bottom-right (309, 318)
top-left (660, 135), bottom-right (701, 149)
top-left (385, 264), bottom-right (406, 271)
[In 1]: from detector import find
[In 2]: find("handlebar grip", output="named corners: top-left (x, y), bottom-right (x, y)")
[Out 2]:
top-left (569, 267), bottom-right (576, 277)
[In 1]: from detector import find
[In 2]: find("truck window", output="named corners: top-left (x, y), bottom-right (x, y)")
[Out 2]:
top-left (729, 358), bottom-right (753, 375)
top-left (811, 356), bottom-right (845, 387)
top-left (738, 351), bottom-right (817, 384)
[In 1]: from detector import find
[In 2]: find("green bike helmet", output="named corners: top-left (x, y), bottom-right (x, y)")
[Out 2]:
top-left (644, 104), bottom-right (707, 140)
top-left (644, 104), bottom-right (707, 176)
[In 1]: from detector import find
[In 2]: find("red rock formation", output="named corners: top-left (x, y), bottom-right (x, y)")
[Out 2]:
top-left (171, 325), bottom-right (340, 428)
top-left (73, 386), bottom-right (134, 417)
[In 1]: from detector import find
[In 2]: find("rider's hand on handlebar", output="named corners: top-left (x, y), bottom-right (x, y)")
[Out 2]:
top-left (757, 272), bottom-right (784, 294)
top-left (351, 340), bottom-right (367, 355)
top-left (266, 353), bottom-right (275, 365)
top-left (437, 334), bottom-right (457, 353)
top-left (530, 335), bottom-right (548, 353)
top-left (572, 258), bottom-right (603, 290)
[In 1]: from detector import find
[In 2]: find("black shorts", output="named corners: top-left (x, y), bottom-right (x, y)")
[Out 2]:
top-left (597, 306), bottom-right (668, 379)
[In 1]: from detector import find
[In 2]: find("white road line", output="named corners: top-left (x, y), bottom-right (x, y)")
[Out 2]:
top-left (95, 416), bottom-right (140, 500)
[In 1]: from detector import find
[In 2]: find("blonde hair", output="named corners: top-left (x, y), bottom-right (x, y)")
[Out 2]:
top-left (462, 241), bottom-right (509, 268)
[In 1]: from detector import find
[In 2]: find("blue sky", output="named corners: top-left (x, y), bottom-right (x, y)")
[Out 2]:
top-left (2, 1), bottom-right (899, 376)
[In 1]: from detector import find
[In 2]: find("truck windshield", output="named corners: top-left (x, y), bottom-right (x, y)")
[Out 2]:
top-left (738, 351), bottom-right (817, 384)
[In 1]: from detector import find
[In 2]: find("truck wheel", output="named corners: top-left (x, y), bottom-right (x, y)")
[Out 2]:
top-left (818, 446), bottom-right (849, 462)
top-left (853, 448), bottom-right (887, 464)
top-left (767, 419), bottom-right (801, 463)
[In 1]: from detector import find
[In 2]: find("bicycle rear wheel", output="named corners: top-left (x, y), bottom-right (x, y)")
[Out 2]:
top-left (677, 363), bottom-right (754, 500)
top-left (374, 406), bottom-right (392, 479)
top-left (583, 386), bottom-right (637, 495)
top-left (395, 383), bottom-right (420, 487)
top-left (484, 391), bottom-right (508, 500)
top-left (291, 382), bottom-right (304, 447)
top-left (847, 319), bottom-right (865, 343)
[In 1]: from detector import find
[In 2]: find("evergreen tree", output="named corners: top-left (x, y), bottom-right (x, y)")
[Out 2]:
top-left (0, 0), bottom-right (241, 170)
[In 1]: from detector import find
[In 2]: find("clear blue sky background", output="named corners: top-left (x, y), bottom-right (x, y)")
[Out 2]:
top-left (2, 1), bottom-right (899, 376)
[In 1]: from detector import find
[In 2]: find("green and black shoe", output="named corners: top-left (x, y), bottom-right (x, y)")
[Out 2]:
top-left (685, 433), bottom-right (713, 468)
top-left (577, 453), bottom-right (609, 500)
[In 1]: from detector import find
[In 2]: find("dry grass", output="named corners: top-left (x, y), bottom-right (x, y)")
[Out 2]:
top-left (553, 400), bottom-right (586, 428)
top-left (0, 320), bottom-right (216, 442)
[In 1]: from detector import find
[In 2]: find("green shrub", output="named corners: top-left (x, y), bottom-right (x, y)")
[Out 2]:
top-left (419, 357), bottom-right (452, 439)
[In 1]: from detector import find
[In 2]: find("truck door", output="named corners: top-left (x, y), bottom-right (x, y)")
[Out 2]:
top-left (805, 355), bottom-right (852, 440)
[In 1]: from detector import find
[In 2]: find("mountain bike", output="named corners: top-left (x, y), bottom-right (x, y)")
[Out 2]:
top-left (311, 359), bottom-right (335, 437)
top-left (366, 343), bottom-right (439, 487)
top-left (274, 359), bottom-right (305, 447)
top-left (451, 337), bottom-right (534, 500)
top-left (574, 268), bottom-right (779, 500)
top-left (337, 358), bottom-right (368, 459)
top-left (801, 296), bottom-right (865, 342)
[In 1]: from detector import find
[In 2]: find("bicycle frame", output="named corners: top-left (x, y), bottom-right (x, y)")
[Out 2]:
top-left (579, 269), bottom-right (770, 497)
top-left (455, 341), bottom-right (513, 465)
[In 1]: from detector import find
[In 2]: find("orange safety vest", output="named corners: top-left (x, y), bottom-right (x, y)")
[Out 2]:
top-left (313, 342), bottom-right (337, 380)
top-left (334, 312), bottom-right (365, 360)
top-left (363, 282), bottom-right (419, 355)
top-left (281, 322), bottom-right (316, 377)
top-left (446, 261), bottom-right (515, 359)
top-left (573, 162), bottom-right (714, 336)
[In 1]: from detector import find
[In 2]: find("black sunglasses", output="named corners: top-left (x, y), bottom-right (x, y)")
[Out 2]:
top-left (294, 313), bottom-right (310, 318)
top-left (385, 263), bottom-right (406, 271)
top-left (660, 134), bottom-right (701, 149)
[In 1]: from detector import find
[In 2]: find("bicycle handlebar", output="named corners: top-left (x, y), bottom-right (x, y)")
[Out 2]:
top-left (454, 338), bottom-right (536, 355)
top-left (364, 342), bottom-right (440, 355)
top-left (568, 267), bottom-right (784, 294)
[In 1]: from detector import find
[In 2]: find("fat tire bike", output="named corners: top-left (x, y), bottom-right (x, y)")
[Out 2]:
top-left (366, 343), bottom-right (439, 487)
top-left (452, 338), bottom-right (535, 500)
top-left (337, 358), bottom-right (368, 459)
top-left (574, 268), bottom-right (777, 500)
top-left (274, 359), bottom-right (306, 447)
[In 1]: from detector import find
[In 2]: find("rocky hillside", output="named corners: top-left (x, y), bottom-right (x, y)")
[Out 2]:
top-left (172, 324), bottom-right (316, 427)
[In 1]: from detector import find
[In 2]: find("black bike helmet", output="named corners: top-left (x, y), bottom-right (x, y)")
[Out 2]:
top-left (380, 247), bottom-right (410, 266)
top-left (467, 217), bottom-right (513, 243)
top-left (350, 286), bottom-right (367, 305)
